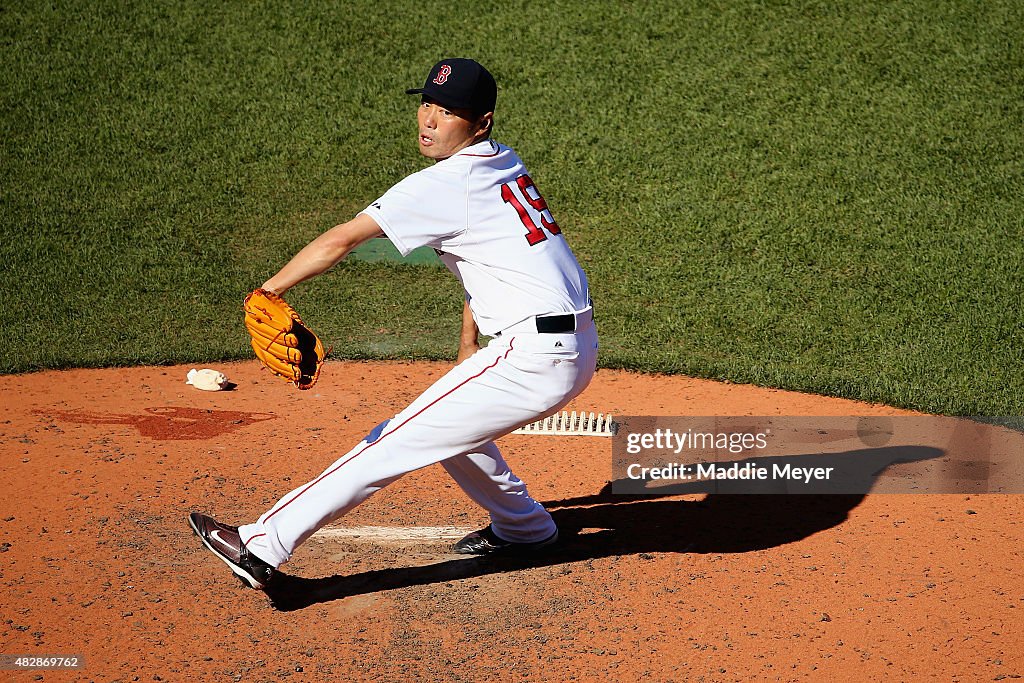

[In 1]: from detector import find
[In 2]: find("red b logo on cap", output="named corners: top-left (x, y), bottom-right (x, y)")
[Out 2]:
top-left (433, 64), bottom-right (452, 85)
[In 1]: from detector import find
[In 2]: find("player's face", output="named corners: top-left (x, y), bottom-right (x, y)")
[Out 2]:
top-left (417, 98), bottom-right (490, 161)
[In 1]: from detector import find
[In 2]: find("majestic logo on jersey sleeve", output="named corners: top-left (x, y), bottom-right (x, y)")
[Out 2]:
top-left (433, 64), bottom-right (452, 85)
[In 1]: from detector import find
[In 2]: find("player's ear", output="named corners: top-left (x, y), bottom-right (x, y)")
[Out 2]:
top-left (476, 111), bottom-right (493, 138)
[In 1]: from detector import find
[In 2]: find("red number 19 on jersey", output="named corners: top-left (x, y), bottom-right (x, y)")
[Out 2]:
top-left (500, 174), bottom-right (562, 246)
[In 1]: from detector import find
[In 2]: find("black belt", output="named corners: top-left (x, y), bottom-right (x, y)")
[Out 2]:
top-left (535, 313), bottom-right (576, 334)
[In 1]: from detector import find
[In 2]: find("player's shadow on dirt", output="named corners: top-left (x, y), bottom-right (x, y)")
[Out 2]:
top-left (266, 444), bottom-right (942, 612)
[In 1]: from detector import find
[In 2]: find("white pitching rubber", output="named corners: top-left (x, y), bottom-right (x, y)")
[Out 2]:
top-left (511, 411), bottom-right (616, 437)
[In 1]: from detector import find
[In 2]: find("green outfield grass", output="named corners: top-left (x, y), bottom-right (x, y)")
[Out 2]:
top-left (2, 0), bottom-right (1022, 415)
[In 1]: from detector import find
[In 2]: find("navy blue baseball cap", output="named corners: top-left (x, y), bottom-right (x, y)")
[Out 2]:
top-left (406, 58), bottom-right (497, 115)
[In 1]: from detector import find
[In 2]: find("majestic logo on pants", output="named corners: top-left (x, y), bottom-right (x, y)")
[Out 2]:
top-left (433, 65), bottom-right (452, 85)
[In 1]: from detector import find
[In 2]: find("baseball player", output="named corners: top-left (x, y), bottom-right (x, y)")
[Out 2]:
top-left (189, 58), bottom-right (598, 590)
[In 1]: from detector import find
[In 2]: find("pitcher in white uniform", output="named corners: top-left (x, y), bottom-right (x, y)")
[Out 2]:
top-left (189, 58), bottom-right (598, 590)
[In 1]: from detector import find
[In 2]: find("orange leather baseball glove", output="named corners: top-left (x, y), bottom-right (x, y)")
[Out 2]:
top-left (243, 288), bottom-right (325, 390)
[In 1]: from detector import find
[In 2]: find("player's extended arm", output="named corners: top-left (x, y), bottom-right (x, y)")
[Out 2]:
top-left (262, 213), bottom-right (384, 295)
top-left (456, 298), bottom-right (481, 364)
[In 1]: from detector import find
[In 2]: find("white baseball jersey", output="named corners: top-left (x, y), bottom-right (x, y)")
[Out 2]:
top-left (360, 139), bottom-right (590, 337)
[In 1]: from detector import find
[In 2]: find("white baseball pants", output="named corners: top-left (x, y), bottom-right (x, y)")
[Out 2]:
top-left (239, 321), bottom-right (598, 568)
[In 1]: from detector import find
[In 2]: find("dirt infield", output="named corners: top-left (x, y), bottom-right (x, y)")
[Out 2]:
top-left (1, 361), bottom-right (1021, 682)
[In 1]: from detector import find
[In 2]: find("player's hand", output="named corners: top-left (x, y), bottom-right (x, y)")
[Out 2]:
top-left (456, 340), bottom-right (480, 364)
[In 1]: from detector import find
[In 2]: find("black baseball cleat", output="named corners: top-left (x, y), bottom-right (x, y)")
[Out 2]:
top-left (452, 525), bottom-right (559, 556)
top-left (188, 512), bottom-right (276, 590)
